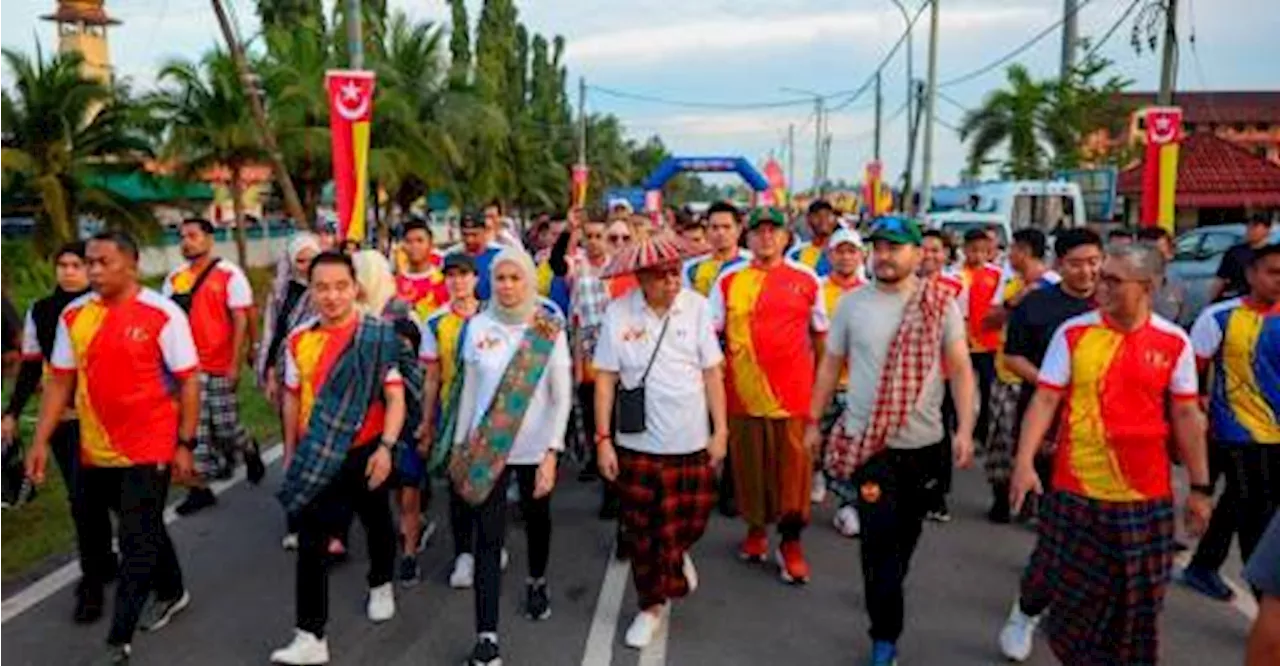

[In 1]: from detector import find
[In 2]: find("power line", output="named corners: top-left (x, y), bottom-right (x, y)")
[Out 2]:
top-left (1083, 0), bottom-right (1144, 60)
top-left (586, 85), bottom-right (817, 110)
top-left (937, 90), bottom-right (970, 115)
top-left (827, 0), bottom-right (930, 112)
top-left (939, 0), bottom-right (1098, 88)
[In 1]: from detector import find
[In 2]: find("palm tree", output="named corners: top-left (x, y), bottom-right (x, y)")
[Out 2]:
top-left (1, 46), bottom-right (156, 253)
top-left (957, 64), bottom-right (1053, 180)
top-left (153, 51), bottom-right (266, 266)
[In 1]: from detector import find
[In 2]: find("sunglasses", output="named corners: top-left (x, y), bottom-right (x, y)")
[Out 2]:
top-left (608, 234), bottom-right (632, 243)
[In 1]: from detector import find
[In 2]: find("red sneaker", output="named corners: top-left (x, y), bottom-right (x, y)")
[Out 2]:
top-left (737, 528), bottom-right (768, 562)
top-left (776, 541), bottom-right (810, 584)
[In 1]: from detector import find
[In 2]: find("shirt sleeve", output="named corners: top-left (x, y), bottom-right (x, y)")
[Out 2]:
top-left (1189, 308), bottom-right (1224, 360)
top-left (591, 304), bottom-right (620, 373)
top-left (226, 266), bottom-right (254, 309)
top-left (1169, 337), bottom-right (1198, 399)
top-left (418, 319), bottom-right (439, 361)
top-left (827, 295), bottom-right (853, 358)
top-left (1003, 299), bottom-right (1033, 358)
top-left (50, 314), bottom-right (76, 373)
top-left (283, 336), bottom-right (301, 391)
top-left (708, 274), bottom-right (727, 332)
top-left (20, 309), bottom-right (40, 358)
top-left (941, 299), bottom-right (966, 346)
top-left (1214, 246), bottom-right (1239, 281)
top-left (809, 274), bottom-right (830, 333)
top-left (160, 269), bottom-right (177, 297)
top-left (1036, 324), bottom-right (1072, 390)
top-left (159, 308), bottom-right (199, 378)
top-left (384, 366), bottom-right (404, 386)
top-left (696, 299), bottom-right (725, 369)
top-left (546, 332), bottom-right (572, 452)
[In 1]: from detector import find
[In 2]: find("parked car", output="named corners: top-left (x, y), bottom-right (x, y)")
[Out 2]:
top-left (1168, 223), bottom-right (1280, 325)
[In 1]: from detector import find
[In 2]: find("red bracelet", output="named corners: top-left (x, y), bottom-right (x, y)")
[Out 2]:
top-left (595, 432), bottom-right (613, 444)
top-left (804, 415), bottom-right (820, 426)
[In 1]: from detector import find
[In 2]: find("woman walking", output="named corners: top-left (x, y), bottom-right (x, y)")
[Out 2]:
top-left (440, 247), bottom-right (572, 666)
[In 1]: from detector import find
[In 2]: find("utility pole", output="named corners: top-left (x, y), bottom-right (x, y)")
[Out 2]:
top-left (345, 0), bottom-right (364, 69)
top-left (577, 77), bottom-right (587, 166)
top-left (1061, 0), bottom-right (1078, 81)
top-left (902, 79), bottom-right (924, 213)
top-left (873, 71), bottom-right (883, 162)
top-left (787, 123), bottom-right (796, 207)
top-left (919, 0), bottom-right (941, 217)
top-left (209, 0), bottom-right (308, 228)
top-left (813, 97), bottom-right (825, 195)
top-left (1157, 0), bottom-right (1178, 105)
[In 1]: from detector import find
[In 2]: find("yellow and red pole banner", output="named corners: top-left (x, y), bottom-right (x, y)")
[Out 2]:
top-left (862, 160), bottom-right (891, 216)
top-left (762, 158), bottom-right (787, 209)
top-left (571, 164), bottom-right (589, 208)
top-left (326, 69), bottom-right (376, 244)
top-left (1139, 106), bottom-right (1182, 234)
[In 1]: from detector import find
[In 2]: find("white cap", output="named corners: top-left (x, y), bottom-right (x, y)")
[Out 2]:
top-left (827, 227), bottom-right (864, 250)
top-left (608, 198), bottom-right (634, 213)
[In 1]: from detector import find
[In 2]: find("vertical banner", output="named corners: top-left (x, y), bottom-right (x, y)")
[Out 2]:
top-left (1139, 106), bottom-right (1182, 234)
top-left (571, 164), bottom-right (590, 208)
top-left (762, 158), bottom-right (787, 209)
top-left (863, 160), bottom-right (889, 217)
top-left (326, 69), bottom-right (376, 244)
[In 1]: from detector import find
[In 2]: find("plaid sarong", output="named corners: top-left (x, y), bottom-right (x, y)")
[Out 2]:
top-left (981, 380), bottom-right (1021, 486)
top-left (195, 373), bottom-right (253, 478)
top-left (616, 447), bottom-right (716, 610)
top-left (825, 275), bottom-right (961, 480)
top-left (1020, 491), bottom-right (1175, 666)
top-left (277, 316), bottom-right (399, 516)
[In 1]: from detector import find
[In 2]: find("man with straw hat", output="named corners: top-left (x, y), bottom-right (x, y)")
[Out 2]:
top-left (593, 231), bottom-right (728, 648)
top-left (710, 206), bottom-right (829, 585)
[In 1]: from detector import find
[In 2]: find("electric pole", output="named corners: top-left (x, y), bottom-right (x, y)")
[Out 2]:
top-left (787, 123), bottom-right (796, 207)
top-left (1157, 0), bottom-right (1178, 105)
top-left (873, 71), bottom-right (883, 162)
top-left (1061, 0), bottom-right (1078, 80)
top-left (345, 0), bottom-right (364, 69)
top-left (919, 0), bottom-right (941, 218)
top-left (813, 97), bottom-right (825, 195)
top-left (577, 77), bottom-right (587, 166)
top-left (903, 79), bottom-right (924, 213)
top-left (209, 0), bottom-right (308, 228)
top-left (889, 0), bottom-right (914, 197)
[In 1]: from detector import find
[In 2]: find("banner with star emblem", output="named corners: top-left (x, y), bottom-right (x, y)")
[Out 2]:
top-left (1139, 106), bottom-right (1182, 234)
top-left (326, 69), bottom-right (376, 244)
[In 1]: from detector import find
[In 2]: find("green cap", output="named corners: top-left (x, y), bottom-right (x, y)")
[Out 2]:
top-left (867, 215), bottom-right (923, 245)
top-left (747, 206), bottom-right (787, 229)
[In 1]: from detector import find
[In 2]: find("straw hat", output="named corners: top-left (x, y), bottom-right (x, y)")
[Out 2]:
top-left (600, 231), bottom-right (695, 279)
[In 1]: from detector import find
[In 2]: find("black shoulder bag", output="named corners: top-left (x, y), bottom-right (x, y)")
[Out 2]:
top-left (171, 258), bottom-right (221, 313)
top-left (614, 316), bottom-right (670, 435)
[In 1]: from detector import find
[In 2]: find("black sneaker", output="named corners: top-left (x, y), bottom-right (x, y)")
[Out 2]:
top-left (92, 644), bottom-right (130, 666)
top-left (139, 590), bottom-right (190, 632)
top-left (466, 637), bottom-right (501, 666)
top-left (244, 440), bottom-right (265, 485)
top-left (175, 488), bottom-right (216, 516)
top-left (525, 580), bottom-right (551, 621)
top-left (73, 580), bottom-right (104, 624)
top-left (925, 500), bottom-right (952, 523)
top-left (398, 555), bottom-right (420, 588)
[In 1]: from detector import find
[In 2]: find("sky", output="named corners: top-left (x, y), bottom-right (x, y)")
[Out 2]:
top-left (3, 0), bottom-right (1278, 192)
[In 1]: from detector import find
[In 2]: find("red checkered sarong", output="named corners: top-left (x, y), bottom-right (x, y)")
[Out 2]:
top-left (616, 447), bottom-right (717, 610)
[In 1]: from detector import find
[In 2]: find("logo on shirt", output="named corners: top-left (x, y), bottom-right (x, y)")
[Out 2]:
top-left (124, 326), bottom-right (151, 344)
top-left (1143, 348), bottom-right (1173, 371)
top-left (475, 334), bottom-right (503, 351)
top-left (621, 326), bottom-right (649, 343)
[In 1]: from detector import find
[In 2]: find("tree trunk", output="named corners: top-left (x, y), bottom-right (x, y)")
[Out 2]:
top-left (372, 181), bottom-right (389, 253)
top-left (229, 172), bottom-right (249, 269)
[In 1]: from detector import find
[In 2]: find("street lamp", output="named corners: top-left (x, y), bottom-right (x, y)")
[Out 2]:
top-left (780, 86), bottom-right (828, 195)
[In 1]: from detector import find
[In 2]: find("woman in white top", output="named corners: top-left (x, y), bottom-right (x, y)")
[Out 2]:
top-left (445, 247), bottom-right (571, 666)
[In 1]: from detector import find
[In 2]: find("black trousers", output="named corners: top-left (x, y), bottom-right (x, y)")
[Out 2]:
top-left (932, 388), bottom-right (957, 503)
top-left (450, 465), bottom-right (551, 634)
top-left (854, 443), bottom-right (941, 643)
top-left (1221, 443), bottom-right (1278, 566)
top-left (77, 464), bottom-right (184, 646)
top-left (1188, 443), bottom-right (1238, 571)
top-left (295, 444), bottom-right (395, 638)
top-left (48, 420), bottom-right (116, 586)
top-left (969, 352), bottom-right (996, 445)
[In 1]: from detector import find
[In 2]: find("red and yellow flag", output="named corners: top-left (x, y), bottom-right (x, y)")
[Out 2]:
top-left (571, 164), bottom-right (589, 208)
top-left (862, 160), bottom-right (891, 216)
top-left (1139, 106), bottom-right (1182, 234)
top-left (326, 70), bottom-right (376, 244)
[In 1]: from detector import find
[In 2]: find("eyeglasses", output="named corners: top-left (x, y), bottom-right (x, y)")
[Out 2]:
top-left (608, 234), bottom-right (632, 243)
top-left (1098, 271), bottom-right (1149, 288)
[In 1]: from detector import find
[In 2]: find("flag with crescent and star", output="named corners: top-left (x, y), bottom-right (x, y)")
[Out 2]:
top-left (326, 69), bottom-right (376, 244)
top-left (1139, 106), bottom-right (1182, 235)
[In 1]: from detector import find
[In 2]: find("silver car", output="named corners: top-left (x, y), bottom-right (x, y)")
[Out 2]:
top-left (1169, 224), bottom-right (1280, 325)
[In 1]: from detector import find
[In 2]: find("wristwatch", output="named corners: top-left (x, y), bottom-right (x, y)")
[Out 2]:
top-left (1189, 483), bottom-right (1214, 497)
top-left (379, 439), bottom-right (397, 451)
top-left (178, 437), bottom-right (197, 451)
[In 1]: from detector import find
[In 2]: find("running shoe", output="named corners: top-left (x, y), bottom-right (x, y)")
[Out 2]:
top-left (776, 541), bottom-right (811, 584)
top-left (245, 440), bottom-right (266, 485)
top-left (367, 583), bottom-right (396, 622)
top-left (398, 555), bottom-right (420, 588)
top-left (624, 607), bottom-right (665, 649)
top-left (524, 579), bottom-right (551, 621)
top-left (270, 629), bottom-right (329, 665)
top-left (1178, 565), bottom-right (1235, 601)
top-left (91, 644), bottom-right (131, 666)
top-left (466, 636), bottom-right (502, 666)
top-left (73, 580), bottom-right (104, 624)
top-left (998, 601), bottom-right (1041, 662)
top-left (737, 528), bottom-right (768, 563)
top-left (450, 553), bottom-right (475, 589)
top-left (833, 505), bottom-right (861, 538)
top-left (174, 487), bottom-right (216, 516)
top-left (867, 640), bottom-right (898, 666)
top-left (281, 533), bottom-right (299, 551)
top-left (139, 590), bottom-right (191, 632)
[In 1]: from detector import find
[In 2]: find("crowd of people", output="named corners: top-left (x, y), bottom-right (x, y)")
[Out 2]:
top-left (2, 199), bottom-right (1277, 666)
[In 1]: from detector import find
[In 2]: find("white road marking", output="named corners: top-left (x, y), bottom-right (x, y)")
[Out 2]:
top-left (581, 557), bottom-right (631, 666)
top-left (1, 444), bottom-right (283, 625)
top-left (637, 603), bottom-right (670, 666)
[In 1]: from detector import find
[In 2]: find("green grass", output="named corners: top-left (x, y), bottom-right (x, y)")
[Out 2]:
top-left (0, 266), bottom-right (280, 581)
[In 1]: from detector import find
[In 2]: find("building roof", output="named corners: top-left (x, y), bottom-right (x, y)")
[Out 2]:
top-left (1116, 91), bottom-right (1280, 126)
top-left (84, 172), bottom-right (214, 203)
top-left (1117, 131), bottom-right (1280, 208)
top-left (41, 1), bottom-right (119, 26)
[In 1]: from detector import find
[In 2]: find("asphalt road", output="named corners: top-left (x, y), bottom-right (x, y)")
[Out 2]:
top-left (1, 458), bottom-right (1252, 665)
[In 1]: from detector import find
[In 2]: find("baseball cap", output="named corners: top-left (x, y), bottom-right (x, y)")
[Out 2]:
top-left (827, 228), bottom-right (864, 250)
top-left (747, 206), bottom-right (787, 229)
top-left (442, 252), bottom-right (477, 274)
top-left (808, 199), bottom-right (834, 214)
top-left (459, 212), bottom-right (484, 230)
top-left (868, 215), bottom-right (923, 246)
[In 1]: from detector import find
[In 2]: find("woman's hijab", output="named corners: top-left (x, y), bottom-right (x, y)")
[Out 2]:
top-left (488, 247), bottom-right (538, 326)
top-left (287, 232), bottom-right (322, 282)
top-left (352, 249), bottom-right (397, 316)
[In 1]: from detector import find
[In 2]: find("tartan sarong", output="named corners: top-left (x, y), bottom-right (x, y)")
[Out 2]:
top-left (195, 373), bottom-right (253, 478)
top-left (1020, 491), bottom-right (1175, 666)
top-left (981, 380), bottom-right (1021, 486)
top-left (617, 447), bottom-right (716, 609)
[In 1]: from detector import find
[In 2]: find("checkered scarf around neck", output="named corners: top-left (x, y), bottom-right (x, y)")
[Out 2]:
top-left (826, 274), bottom-right (963, 479)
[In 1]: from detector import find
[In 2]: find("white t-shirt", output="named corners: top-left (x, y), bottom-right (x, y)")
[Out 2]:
top-left (457, 311), bottom-right (572, 465)
top-left (593, 289), bottom-right (724, 455)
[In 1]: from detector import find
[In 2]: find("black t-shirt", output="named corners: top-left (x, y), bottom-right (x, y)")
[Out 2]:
top-left (1, 296), bottom-right (19, 355)
top-left (1004, 284), bottom-right (1095, 368)
top-left (1215, 242), bottom-right (1255, 300)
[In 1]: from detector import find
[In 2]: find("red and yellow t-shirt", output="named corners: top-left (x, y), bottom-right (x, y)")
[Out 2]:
top-left (961, 263), bottom-right (1003, 353)
top-left (163, 260), bottom-right (253, 375)
top-left (821, 273), bottom-right (865, 389)
top-left (710, 261), bottom-right (829, 418)
top-left (51, 289), bottom-right (199, 467)
top-left (284, 318), bottom-right (403, 447)
top-left (1037, 311), bottom-right (1198, 501)
top-left (396, 270), bottom-right (449, 321)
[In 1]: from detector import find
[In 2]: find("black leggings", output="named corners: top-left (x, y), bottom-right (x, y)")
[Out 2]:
top-left (450, 465), bottom-right (551, 634)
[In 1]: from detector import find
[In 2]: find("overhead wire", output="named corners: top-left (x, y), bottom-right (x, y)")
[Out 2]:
top-left (826, 0), bottom-right (930, 112)
top-left (1082, 0), bottom-right (1144, 61)
top-left (939, 0), bottom-right (1099, 88)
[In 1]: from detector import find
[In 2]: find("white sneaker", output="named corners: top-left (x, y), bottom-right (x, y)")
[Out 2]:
top-left (270, 629), bottom-right (330, 665)
top-left (281, 533), bottom-right (299, 551)
top-left (366, 583), bottom-right (396, 623)
top-left (810, 471), bottom-right (827, 504)
top-left (451, 553), bottom-right (476, 589)
top-left (833, 505), bottom-right (861, 538)
top-left (624, 606), bottom-right (666, 649)
top-left (998, 601), bottom-right (1041, 662)
top-left (682, 553), bottom-right (698, 594)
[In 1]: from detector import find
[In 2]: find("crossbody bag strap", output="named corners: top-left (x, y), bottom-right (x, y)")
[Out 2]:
top-left (188, 257), bottom-right (222, 298)
top-left (638, 315), bottom-right (671, 386)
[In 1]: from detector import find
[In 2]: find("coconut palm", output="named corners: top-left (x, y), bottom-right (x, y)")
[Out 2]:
top-left (957, 65), bottom-right (1054, 180)
top-left (1, 46), bottom-right (156, 253)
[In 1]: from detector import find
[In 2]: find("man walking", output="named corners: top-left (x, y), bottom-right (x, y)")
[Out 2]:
top-left (447, 213), bottom-right (504, 301)
top-left (958, 229), bottom-right (1003, 453)
top-left (684, 201), bottom-right (751, 297)
top-left (26, 231), bottom-right (200, 666)
top-left (787, 199), bottom-right (838, 276)
top-left (807, 216), bottom-right (975, 666)
top-left (163, 218), bottom-right (262, 516)
top-left (395, 219), bottom-right (449, 321)
top-left (710, 206), bottom-right (828, 584)
top-left (1212, 214), bottom-right (1274, 302)
top-left (999, 244), bottom-right (1212, 664)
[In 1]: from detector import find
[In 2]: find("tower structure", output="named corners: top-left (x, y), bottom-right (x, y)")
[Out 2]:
top-left (41, 0), bottom-right (118, 84)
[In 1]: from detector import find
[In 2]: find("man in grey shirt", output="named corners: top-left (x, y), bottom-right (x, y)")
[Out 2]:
top-left (806, 216), bottom-right (977, 666)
